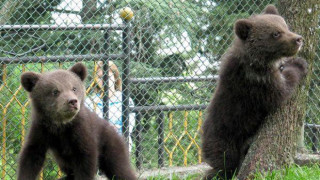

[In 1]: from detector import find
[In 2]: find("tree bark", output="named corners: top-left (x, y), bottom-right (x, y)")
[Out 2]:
top-left (0, 1), bottom-right (23, 24)
top-left (237, 1), bottom-right (320, 179)
top-left (80, 0), bottom-right (98, 22)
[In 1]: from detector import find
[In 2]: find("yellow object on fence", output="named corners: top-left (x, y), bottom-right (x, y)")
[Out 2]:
top-left (164, 111), bottom-right (203, 166)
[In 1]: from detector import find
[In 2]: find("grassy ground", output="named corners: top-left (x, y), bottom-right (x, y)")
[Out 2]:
top-left (254, 164), bottom-right (320, 180)
top-left (146, 164), bottom-right (320, 180)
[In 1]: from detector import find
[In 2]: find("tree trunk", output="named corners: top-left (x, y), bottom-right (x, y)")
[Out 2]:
top-left (80, 0), bottom-right (98, 22)
top-left (237, 1), bottom-right (319, 179)
top-left (0, 1), bottom-right (23, 24)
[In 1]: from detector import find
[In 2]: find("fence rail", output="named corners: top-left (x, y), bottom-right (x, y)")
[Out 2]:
top-left (0, 54), bottom-right (125, 64)
top-left (130, 75), bottom-right (218, 84)
top-left (0, 24), bottom-right (125, 31)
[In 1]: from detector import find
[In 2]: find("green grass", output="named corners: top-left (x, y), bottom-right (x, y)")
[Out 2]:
top-left (254, 164), bottom-right (320, 180)
top-left (147, 164), bottom-right (320, 180)
top-left (146, 173), bottom-right (201, 180)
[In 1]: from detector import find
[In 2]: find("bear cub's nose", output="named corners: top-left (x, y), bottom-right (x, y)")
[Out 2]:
top-left (68, 99), bottom-right (78, 106)
top-left (296, 36), bottom-right (303, 46)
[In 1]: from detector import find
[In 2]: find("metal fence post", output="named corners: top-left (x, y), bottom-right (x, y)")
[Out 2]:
top-left (135, 112), bottom-right (143, 169)
top-left (122, 20), bottom-right (131, 144)
top-left (157, 111), bottom-right (165, 168)
top-left (102, 31), bottom-right (110, 120)
top-left (311, 127), bottom-right (319, 153)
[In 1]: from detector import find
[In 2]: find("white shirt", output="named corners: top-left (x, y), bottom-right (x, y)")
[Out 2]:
top-left (85, 91), bottom-right (135, 151)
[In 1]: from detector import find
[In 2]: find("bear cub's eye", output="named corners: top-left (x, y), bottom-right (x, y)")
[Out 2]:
top-left (279, 65), bottom-right (284, 72)
top-left (72, 87), bottom-right (77, 92)
top-left (272, 32), bottom-right (281, 39)
top-left (53, 90), bottom-right (60, 96)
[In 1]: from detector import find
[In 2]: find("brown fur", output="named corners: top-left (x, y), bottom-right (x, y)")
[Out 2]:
top-left (17, 63), bottom-right (136, 180)
top-left (201, 5), bottom-right (307, 179)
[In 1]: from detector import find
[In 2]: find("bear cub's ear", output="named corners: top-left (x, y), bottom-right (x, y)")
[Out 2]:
top-left (235, 19), bottom-right (252, 41)
top-left (69, 62), bottom-right (88, 81)
top-left (263, 5), bottom-right (279, 15)
top-left (21, 72), bottom-right (40, 92)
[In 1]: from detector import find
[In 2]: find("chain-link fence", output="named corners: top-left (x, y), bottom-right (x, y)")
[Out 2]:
top-left (0, 0), bottom-right (319, 179)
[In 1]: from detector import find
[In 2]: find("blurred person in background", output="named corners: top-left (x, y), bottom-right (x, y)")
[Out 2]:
top-left (85, 61), bottom-right (135, 152)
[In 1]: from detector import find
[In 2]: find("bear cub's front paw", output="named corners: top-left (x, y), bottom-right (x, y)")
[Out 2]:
top-left (285, 57), bottom-right (308, 77)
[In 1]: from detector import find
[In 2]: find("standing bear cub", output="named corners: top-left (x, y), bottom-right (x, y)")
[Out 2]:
top-left (18, 63), bottom-right (136, 180)
top-left (202, 5), bottom-right (307, 180)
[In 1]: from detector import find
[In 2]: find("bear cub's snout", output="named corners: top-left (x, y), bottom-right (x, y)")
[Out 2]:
top-left (68, 99), bottom-right (78, 108)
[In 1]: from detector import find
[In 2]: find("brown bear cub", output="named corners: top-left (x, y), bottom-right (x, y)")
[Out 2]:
top-left (202, 5), bottom-right (307, 180)
top-left (18, 63), bottom-right (136, 180)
